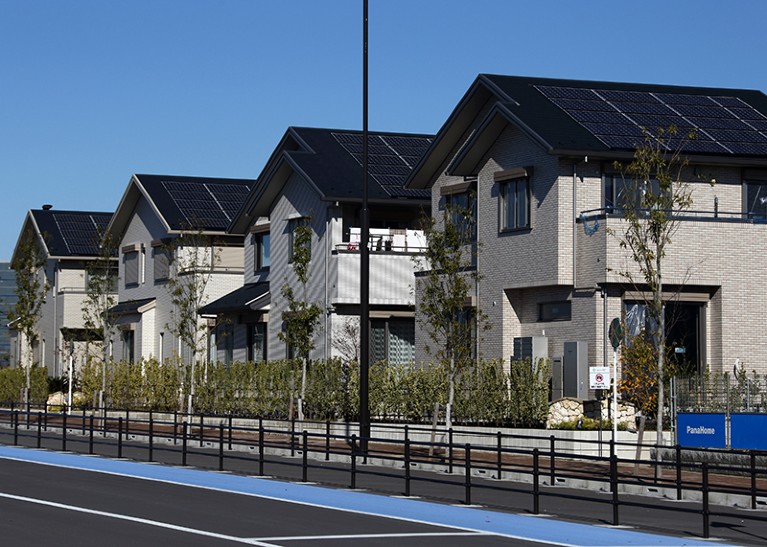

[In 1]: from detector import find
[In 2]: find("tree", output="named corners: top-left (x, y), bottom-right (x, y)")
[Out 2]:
top-left (609, 126), bottom-right (698, 449)
top-left (164, 228), bottom-right (220, 413)
top-left (278, 221), bottom-right (322, 420)
top-left (332, 317), bottom-right (360, 363)
top-left (414, 197), bottom-right (490, 428)
top-left (7, 233), bottom-right (49, 402)
top-left (82, 232), bottom-right (118, 408)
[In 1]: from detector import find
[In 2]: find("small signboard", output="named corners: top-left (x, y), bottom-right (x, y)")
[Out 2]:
top-left (677, 413), bottom-right (727, 449)
top-left (589, 366), bottom-right (610, 390)
top-left (730, 414), bottom-right (767, 450)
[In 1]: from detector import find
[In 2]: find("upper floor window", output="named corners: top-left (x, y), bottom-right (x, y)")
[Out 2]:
top-left (745, 181), bottom-right (767, 221)
top-left (500, 177), bottom-right (530, 231)
top-left (441, 180), bottom-right (477, 243)
top-left (604, 174), bottom-right (663, 211)
top-left (153, 244), bottom-right (171, 283)
top-left (538, 301), bottom-right (572, 322)
top-left (253, 233), bottom-right (270, 271)
top-left (288, 217), bottom-right (310, 263)
top-left (122, 243), bottom-right (142, 287)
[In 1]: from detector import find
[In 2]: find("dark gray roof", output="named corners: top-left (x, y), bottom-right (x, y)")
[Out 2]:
top-left (135, 174), bottom-right (255, 232)
top-left (30, 209), bottom-right (113, 257)
top-left (198, 282), bottom-right (269, 315)
top-left (108, 298), bottom-right (155, 316)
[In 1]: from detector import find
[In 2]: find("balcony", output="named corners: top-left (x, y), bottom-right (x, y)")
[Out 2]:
top-left (330, 228), bottom-right (426, 306)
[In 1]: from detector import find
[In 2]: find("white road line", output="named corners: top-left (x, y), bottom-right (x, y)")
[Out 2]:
top-left (0, 491), bottom-right (277, 546)
top-left (254, 532), bottom-right (492, 542)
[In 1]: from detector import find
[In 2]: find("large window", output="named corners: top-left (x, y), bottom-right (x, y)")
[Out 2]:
top-left (253, 233), bottom-right (270, 272)
top-left (122, 330), bottom-right (135, 363)
top-left (288, 218), bottom-right (310, 263)
top-left (247, 323), bottom-right (267, 362)
top-left (445, 190), bottom-right (477, 243)
top-left (370, 317), bottom-right (415, 365)
top-left (604, 174), bottom-right (662, 211)
top-left (538, 301), bottom-right (572, 322)
top-left (500, 177), bottom-right (530, 231)
top-left (745, 181), bottom-right (767, 221)
top-left (153, 246), bottom-right (171, 283)
top-left (123, 250), bottom-right (139, 287)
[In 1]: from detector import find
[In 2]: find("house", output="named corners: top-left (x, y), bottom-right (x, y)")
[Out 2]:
top-left (407, 74), bottom-right (767, 380)
top-left (105, 174), bottom-right (254, 363)
top-left (9, 207), bottom-right (115, 377)
top-left (209, 127), bottom-right (434, 364)
top-left (0, 262), bottom-right (17, 367)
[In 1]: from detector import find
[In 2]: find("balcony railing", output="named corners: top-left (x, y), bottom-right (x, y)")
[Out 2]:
top-left (334, 227), bottom-right (427, 253)
top-left (579, 207), bottom-right (766, 224)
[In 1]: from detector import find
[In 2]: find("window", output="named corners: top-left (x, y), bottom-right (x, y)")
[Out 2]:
top-left (500, 177), bottom-right (530, 231)
top-left (209, 323), bottom-right (234, 365)
top-left (123, 250), bottom-right (139, 287)
top-left (153, 246), bottom-right (171, 283)
top-left (370, 318), bottom-right (415, 365)
top-left (745, 181), bottom-right (767, 221)
top-left (538, 301), bottom-right (572, 322)
top-left (288, 218), bottom-right (310, 263)
top-left (604, 174), bottom-right (662, 211)
top-left (445, 190), bottom-right (477, 243)
top-left (247, 323), bottom-right (267, 362)
top-left (122, 330), bottom-right (135, 363)
top-left (253, 233), bottom-right (270, 272)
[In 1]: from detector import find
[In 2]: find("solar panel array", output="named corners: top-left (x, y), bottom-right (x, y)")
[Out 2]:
top-left (53, 213), bottom-right (112, 256)
top-left (161, 180), bottom-right (253, 230)
top-left (535, 85), bottom-right (767, 155)
top-left (331, 132), bottom-right (433, 198)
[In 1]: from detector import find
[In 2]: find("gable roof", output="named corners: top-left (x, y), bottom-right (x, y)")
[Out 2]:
top-left (12, 209), bottom-right (114, 264)
top-left (230, 127), bottom-right (434, 233)
top-left (198, 282), bottom-right (270, 315)
top-left (408, 74), bottom-right (767, 188)
top-left (108, 174), bottom-right (256, 240)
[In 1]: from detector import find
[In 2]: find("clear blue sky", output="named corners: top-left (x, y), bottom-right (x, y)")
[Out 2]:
top-left (2, 0), bottom-right (766, 260)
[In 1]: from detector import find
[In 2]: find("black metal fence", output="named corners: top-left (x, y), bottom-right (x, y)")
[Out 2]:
top-left (2, 402), bottom-right (767, 540)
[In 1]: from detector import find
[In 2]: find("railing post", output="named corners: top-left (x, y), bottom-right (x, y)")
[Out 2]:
top-left (13, 410), bottom-right (18, 445)
top-left (182, 421), bottom-right (188, 466)
top-left (350, 434), bottom-right (357, 490)
top-left (118, 416), bottom-right (123, 459)
top-left (37, 412), bottom-right (43, 449)
top-left (219, 423), bottom-right (225, 472)
top-left (149, 410), bottom-right (154, 462)
top-left (404, 436), bottom-right (411, 497)
top-left (88, 414), bottom-right (94, 454)
top-left (549, 435), bottom-right (556, 483)
top-left (464, 444), bottom-right (472, 505)
top-left (173, 410), bottom-right (178, 445)
top-left (533, 448), bottom-right (540, 514)
top-left (290, 416), bottom-right (296, 456)
top-left (44, 404), bottom-right (48, 431)
top-left (258, 421), bottom-right (265, 476)
top-left (610, 454), bottom-right (619, 526)
top-left (228, 414), bottom-right (233, 451)
top-left (702, 462), bottom-right (710, 538)
top-left (676, 444), bottom-right (683, 501)
top-left (302, 430), bottom-right (308, 483)
top-left (125, 409), bottom-right (130, 438)
top-left (448, 427), bottom-right (454, 474)
top-left (62, 412), bottom-right (68, 452)
top-left (325, 420), bottom-right (331, 461)
top-left (199, 413), bottom-right (205, 448)
top-left (497, 431), bottom-right (503, 480)
top-left (751, 451), bottom-right (757, 510)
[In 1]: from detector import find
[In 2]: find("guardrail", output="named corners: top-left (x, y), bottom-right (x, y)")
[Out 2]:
top-left (2, 404), bottom-right (767, 540)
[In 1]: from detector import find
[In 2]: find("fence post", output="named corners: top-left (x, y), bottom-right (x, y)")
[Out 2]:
top-left (610, 454), bottom-right (619, 526)
top-left (464, 444), bottom-right (472, 505)
top-left (258, 421), bottom-right (265, 476)
top-left (62, 412), bottom-right (68, 452)
top-left (448, 427), bottom-right (454, 474)
top-left (88, 414), bottom-right (94, 454)
top-left (405, 436), bottom-right (411, 497)
top-left (37, 412), bottom-right (43, 449)
top-left (750, 451), bottom-right (758, 510)
top-left (149, 411), bottom-right (154, 462)
top-left (533, 448), bottom-right (540, 515)
top-left (228, 414), bottom-right (233, 451)
top-left (173, 410), bottom-right (178, 445)
top-left (350, 434), bottom-right (357, 490)
top-left (182, 421), bottom-right (188, 467)
top-left (702, 462), bottom-right (710, 538)
top-left (290, 416), bottom-right (296, 456)
top-left (219, 423), bottom-right (225, 472)
top-left (302, 430), bottom-right (308, 483)
top-left (44, 404), bottom-right (48, 431)
top-left (549, 435), bottom-right (556, 483)
top-left (118, 416), bottom-right (123, 459)
top-left (325, 420), bottom-right (331, 461)
top-left (675, 444), bottom-right (683, 501)
top-left (13, 410), bottom-right (18, 445)
top-left (125, 409), bottom-right (130, 438)
top-left (497, 431), bottom-right (503, 480)
top-left (199, 413), bottom-right (204, 448)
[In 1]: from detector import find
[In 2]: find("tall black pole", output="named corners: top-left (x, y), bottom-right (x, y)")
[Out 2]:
top-left (359, 0), bottom-right (371, 451)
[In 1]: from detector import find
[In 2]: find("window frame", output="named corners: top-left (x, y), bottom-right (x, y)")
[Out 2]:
top-left (152, 245), bottom-right (171, 284)
top-left (247, 323), bottom-right (267, 362)
top-left (604, 173), bottom-right (664, 212)
top-left (744, 180), bottom-right (767, 221)
top-left (538, 301), bottom-right (572, 322)
top-left (287, 217), bottom-right (310, 264)
top-left (253, 232), bottom-right (270, 272)
top-left (499, 176), bottom-right (530, 232)
top-left (123, 249), bottom-right (139, 287)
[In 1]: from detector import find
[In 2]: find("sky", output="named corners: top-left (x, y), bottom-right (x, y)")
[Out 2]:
top-left (2, 0), bottom-right (767, 260)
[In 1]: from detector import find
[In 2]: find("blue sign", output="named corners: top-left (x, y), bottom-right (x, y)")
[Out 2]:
top-left (730, 414), bottom-right (767, 451)
top-left (677, 413), bottom-right (726, 448)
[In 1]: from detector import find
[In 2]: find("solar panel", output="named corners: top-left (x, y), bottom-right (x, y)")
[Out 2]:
top-left (53, 213), bottom-right (111, 256)
top-left (331, 132), bottom-right (433, 197)
top-left (161, 180), bottom-right (252, 230)
top-left (536, 85), bottom-right (767, 155)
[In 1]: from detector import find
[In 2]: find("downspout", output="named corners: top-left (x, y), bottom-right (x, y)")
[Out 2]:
top-left (572, 161), bottom-right (578, 289)
top-left (52, 262), bottom-right (59, 377)
top-left (324, 205), bottom-right (330, 360)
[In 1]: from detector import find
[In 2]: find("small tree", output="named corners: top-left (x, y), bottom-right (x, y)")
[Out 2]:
top-left (414, 197), bottom-right (490, 428)
top-left (82, 232), bottom-right (118, 408)
top-left (610, 126), bottom-right (697, 448)
top-left (8, 233), bottom-right (49, 402)
top-left (165, 227), bottom-right (220, 413)
top-left (332, 317), bottom-right (360, 363)
top-left (278, 221), bottom-right (322, 420)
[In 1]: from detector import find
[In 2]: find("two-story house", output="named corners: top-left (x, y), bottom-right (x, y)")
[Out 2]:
top-left (106, 174), bottom-right (254, 363)
top-left (9, 207), bottom-right (115, 377)
top-left (408, 74), bottom-right (767, 378)
top-left (210, 127), bottom-right (434, 364)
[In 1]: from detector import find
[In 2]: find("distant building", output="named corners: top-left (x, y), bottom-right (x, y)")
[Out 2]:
top-left (0, 262), bottom-right (17, 367)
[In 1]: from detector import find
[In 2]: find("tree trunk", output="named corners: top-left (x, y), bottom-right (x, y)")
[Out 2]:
top-left (446, 357), bottom-right (455, 430)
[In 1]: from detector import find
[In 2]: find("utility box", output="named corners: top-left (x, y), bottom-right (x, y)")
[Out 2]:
top-left (513, 336), bottom-right (548, 369)
top-left (563, 341), bottom-right (588, 399)
top-left (551, 356), bottom-right (564, 400)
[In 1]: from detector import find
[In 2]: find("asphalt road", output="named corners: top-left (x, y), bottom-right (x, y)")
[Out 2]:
top-left (0, 445), bottom-right (746, 547)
